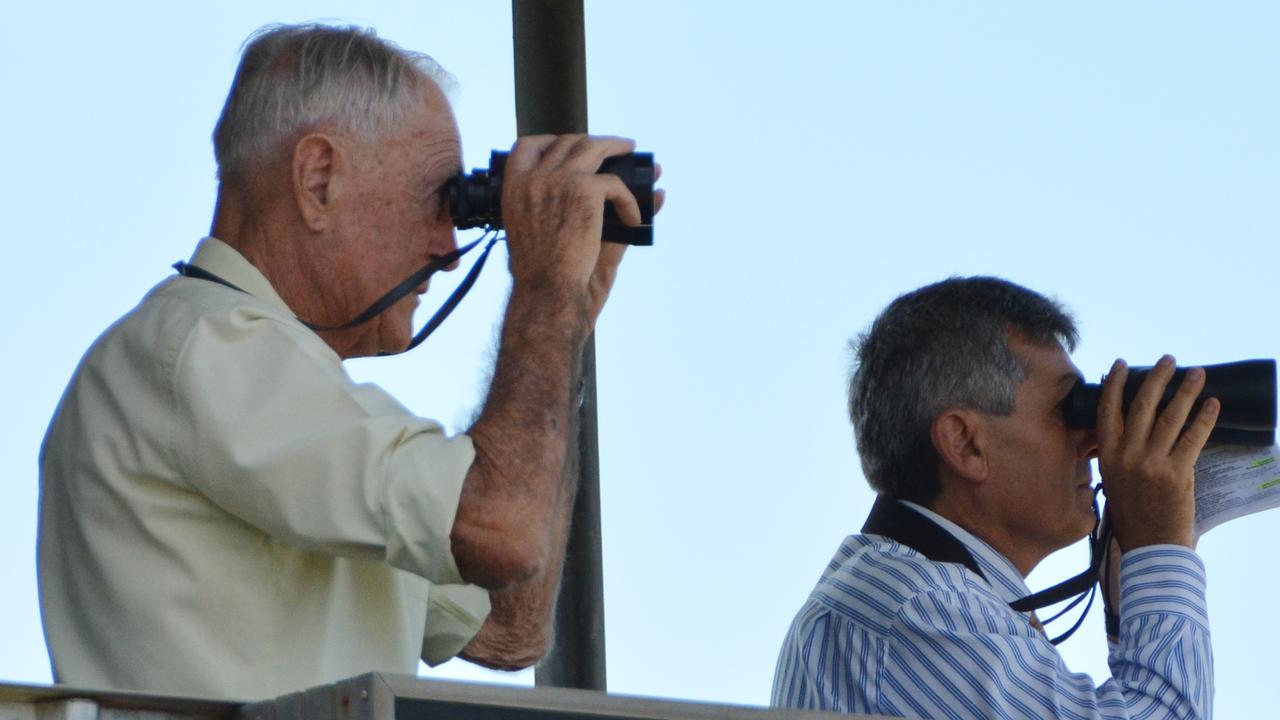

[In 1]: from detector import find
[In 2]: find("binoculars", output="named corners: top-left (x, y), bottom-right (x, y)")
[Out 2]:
top-left (449, 150), bottom-right (657, 246)
top-left (1064, 359), bottom-right (1278, 446)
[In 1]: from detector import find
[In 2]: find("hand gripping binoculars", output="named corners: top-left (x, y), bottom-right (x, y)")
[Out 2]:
top-left (449, 150), bottom-right (656, 246)
top-left (1064, 359), bottom-right (1278, 446)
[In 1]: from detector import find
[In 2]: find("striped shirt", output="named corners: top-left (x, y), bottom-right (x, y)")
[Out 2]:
top-left (772, 504), bottom-right (1213, 719)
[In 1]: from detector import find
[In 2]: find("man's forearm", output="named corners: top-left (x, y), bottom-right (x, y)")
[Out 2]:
top-left (460, 427), bottom-right (579, 669)
top-left (450, 281), bottom-right (588, 589)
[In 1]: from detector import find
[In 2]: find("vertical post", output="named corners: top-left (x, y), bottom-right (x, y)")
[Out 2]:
top-left (512, 0), bottom-right (607, 692)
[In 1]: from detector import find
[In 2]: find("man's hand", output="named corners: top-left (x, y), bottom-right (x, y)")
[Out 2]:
top-left (1098, 356), bottom-right (1220, 551)
top-left (501, 134), bottom-right (643, 296)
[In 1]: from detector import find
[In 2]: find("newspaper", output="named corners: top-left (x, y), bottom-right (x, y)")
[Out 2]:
top-left (1194, 443), bottom-right (1280, 537)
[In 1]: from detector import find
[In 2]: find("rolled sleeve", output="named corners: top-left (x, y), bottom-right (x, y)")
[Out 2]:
top-left (171, 304), bottom-right (475, 585)
top-left (383, 430), bottom-right (475, 586)
top-left (422, 583), bottom-right (492, 666)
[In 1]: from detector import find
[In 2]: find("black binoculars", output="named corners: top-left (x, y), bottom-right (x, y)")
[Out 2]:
top-left (1064, 359), bottom-right (1278, 446)
top-left (449, 150), bottom-right (656, 246)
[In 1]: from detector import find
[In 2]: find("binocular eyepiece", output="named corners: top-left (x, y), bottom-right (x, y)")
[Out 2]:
top-left (449, 150), bottom-right (656, 246)
top-left (1064, 359), bottom-right (1278, 446)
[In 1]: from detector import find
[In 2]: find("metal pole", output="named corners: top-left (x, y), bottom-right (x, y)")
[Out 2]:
top-left (513, 0), bottom-right (607, 692)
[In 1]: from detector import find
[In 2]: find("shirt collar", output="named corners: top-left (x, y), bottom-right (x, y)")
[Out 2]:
top-left (899, 500), bottom-right (1031, 603)
top-left (187, 237), bottom-right (295, 318)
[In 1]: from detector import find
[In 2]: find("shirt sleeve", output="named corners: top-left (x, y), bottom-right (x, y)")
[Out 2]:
top-left (1108, 546), bottom-right (1213, 716)
top-left (168, 304), bottom-right (476, 586)
top-left (422, 583), bottom-right (492, 666)
top-left (887, 547), bottom-right (1212, 720)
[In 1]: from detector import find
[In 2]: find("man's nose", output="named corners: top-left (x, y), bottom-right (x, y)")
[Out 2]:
top-left (429, 228), bottom-right (460, 271)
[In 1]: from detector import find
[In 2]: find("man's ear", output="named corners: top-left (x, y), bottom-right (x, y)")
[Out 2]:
top-left (292, 133), bottom-right (340, 232)
top-left (930, 408), bottom-right (991, 485)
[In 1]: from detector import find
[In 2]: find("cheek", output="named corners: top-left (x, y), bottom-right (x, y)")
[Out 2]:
top-left (1036, 424), bottom-right (1078, 466)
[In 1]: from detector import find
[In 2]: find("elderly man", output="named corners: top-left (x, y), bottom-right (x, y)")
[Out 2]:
top-left (39, 24), bottom-right (647, 700)
top-left (772, 277), bottom-right (1217, 719)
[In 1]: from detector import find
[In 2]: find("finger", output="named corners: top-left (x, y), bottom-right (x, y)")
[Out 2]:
top-left (1097, 358), bottom-right (1129, 459)
top-left (592, 174), bottom-right (643, 227)
top-left (654, 188), bottom-right (667, 215)
top-left (1149, 366), bottom-right (1208, 453)
top-left (1171, 396), bottom-right (1221, 466)
top-left (537, 134), bottom-right (590, 170)
top-left (567, 135), bottom-right (638, 173)
top-left (1124, 355), bottom-right (1177, 447)
top-left (596, 241), bottom-right (626, 270)
top-left (654, 162), bottom-right (663, 181)
top-left (587, 244), bottom-right (627, 325)
top-left (506, 134), bottom-right (558, 173)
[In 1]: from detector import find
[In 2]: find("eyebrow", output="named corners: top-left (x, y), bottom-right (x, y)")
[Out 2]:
top-left (420, 145), bottom-right (463, 190)
top-left (1055, 371), bottom-right (1084, 398)
top-left (423, 165), bottom-right (459, 196)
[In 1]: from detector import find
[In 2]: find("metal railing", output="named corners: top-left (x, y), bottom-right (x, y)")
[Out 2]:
top-left (0, 675), bottom-right (895, 720)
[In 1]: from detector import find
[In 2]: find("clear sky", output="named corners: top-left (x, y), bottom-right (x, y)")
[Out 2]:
top-left (2, 1), bottom-right (1277, 716)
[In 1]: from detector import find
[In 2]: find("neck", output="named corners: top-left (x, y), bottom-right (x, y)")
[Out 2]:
top-left (210, 186), bottom-right (372, 358)
top-left (927, 489), bottom-right (1046, 577)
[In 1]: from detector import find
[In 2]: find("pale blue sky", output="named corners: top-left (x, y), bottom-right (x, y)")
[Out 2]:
top-left (2, 2), bottom-right (1277, 716)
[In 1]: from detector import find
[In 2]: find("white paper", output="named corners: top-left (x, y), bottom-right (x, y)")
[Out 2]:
top-left (1194, 443), bottom-right (1280, 537)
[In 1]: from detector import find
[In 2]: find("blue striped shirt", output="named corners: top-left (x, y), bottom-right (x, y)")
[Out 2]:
top-left (771, 504), bottom-right (1213, 719)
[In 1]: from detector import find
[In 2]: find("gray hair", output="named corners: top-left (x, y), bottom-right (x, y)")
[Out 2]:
top-left (212, 23), bottom-right (454, 184)
top-left (848, 276), bottom-right (1078, 505)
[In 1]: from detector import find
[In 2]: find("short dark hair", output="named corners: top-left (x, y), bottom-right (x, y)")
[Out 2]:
top-left (848, 276), bottom-right (1078, 505)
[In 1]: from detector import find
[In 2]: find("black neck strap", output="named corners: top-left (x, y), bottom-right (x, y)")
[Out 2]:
top-left (389, 233), bottom-right (500, 355)
top-left (861, 495), bottom-right (1108, 644)
top-left (862, 496), bottom-right (987, 581)
top-left (173, 232), bottom-right (501, 356)
top-left (172, 261), bottom-right (245, 293)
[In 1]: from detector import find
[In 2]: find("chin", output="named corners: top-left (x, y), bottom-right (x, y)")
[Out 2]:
top-left (1076, 507), bottom-right (1098, 537)
top-left (378, 318), bottom-right (415, 355)
top-left (380, 336), bottom-right (412, 356)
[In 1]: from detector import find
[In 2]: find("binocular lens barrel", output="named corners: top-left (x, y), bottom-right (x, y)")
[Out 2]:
top-left (1064, 359), bottom-right (1278, 446)
top-left (449, 150), bottom-right (656, 246)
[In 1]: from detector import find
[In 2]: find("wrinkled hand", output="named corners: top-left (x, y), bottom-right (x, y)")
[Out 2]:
top-left (500, 134), bottom-right (643, 296)
top-left (1098, 356), bottom-right (1220, 551)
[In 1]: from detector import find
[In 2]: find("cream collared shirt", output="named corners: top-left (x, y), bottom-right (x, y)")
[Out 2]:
top-left (39, 237), bottom-right (490, 701)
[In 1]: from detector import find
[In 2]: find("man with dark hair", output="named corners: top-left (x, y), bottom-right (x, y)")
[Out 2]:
top-left (39, 24), bottom-right (653, 700)
top-left (772, 276), bottom-right (1217, 719)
